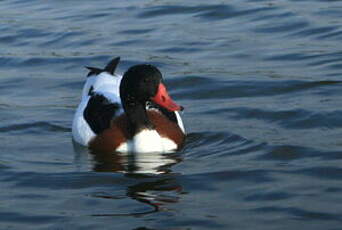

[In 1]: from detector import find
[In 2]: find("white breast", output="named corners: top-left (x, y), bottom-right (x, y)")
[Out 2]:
top-left (116, 129), bottom-right (177, 153)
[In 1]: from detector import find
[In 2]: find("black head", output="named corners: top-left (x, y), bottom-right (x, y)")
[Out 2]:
top-left (119, 64), bottom-right (183, 134)
top-left (120, 64), bottom-right (162, 107)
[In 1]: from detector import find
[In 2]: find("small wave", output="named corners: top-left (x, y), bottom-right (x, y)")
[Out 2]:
top-left (254, 21), bottom-right (310, 34)
top-left (317, 30), bottom-right (342, 40)
top-left (265, 50), bottom-right (342, 71)
top-left (3, 171), bottom-right (127, 189)
top-left (293, 166), bottom-right (342, 181)
top-left (138, 5), bottom-right (227, 18)
top-left (185, 169), bottom-right (274, 184)
top-left (138, 4), bottom-right (277, 22)
top-left (179, 79), bottom-right (342, 100)
top-left (195, 5), bottom-right (276, 21)
top-left (185, 131), bottom-right (247, 153)
top-left (0, 211), bottom-right (63, 224)
top-left (226, 107), bottom-right (342, 129)
top-left (119, 28), bottom-right (155, 35)
top-left (0, 122), bottom-right (70, 133)
top-left (252, 206), bottom-right (342, 221)
top-left (257, 144), bottom-right (342, 162)
top-left (290, 25), bottom-right (337, 38)
top-left (244, 191), bottom-right (292, 201)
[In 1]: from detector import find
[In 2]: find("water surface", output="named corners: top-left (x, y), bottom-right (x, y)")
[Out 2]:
top-left (1, 0), bottom-right (342, 229)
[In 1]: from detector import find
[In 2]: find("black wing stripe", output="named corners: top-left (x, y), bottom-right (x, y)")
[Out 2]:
top-left (84, 94), bottom-right (120, 134)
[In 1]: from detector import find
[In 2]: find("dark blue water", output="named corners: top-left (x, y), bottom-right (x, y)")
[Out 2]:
top-left (1, 0), bottom-right (342, 229)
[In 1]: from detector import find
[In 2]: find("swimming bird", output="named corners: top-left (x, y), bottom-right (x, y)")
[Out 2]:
top-left (72, 57), bottom-right (185, 153)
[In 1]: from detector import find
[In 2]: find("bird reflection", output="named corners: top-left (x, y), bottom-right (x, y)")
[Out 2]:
top-left (72, 141), bottom-right (184, 216)
top-left (73, 140), bottom-right (183, 174)
top-left (126, 175), bottom-right (182, 214)
top-left (92, 149), bottom-right (182, 174)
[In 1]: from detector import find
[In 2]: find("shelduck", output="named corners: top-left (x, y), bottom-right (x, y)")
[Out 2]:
top-left (72, 57), bottom-right (185, 153)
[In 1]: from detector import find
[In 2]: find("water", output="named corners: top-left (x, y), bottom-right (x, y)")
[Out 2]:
top-left (1, 0), bottom-right (342, 229)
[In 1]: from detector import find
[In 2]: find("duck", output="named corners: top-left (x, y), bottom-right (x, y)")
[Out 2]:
top-left (72, 57), bottom-right (185, 153)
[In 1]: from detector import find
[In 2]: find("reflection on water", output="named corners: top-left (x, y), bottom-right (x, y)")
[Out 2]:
top-left (125, 175), bottom-right (182, 216)
top-left (73, 141), bottom-right (183, 216)
top-left (73, 141), bottom-right (182, 174)
top-left (90, 175), bottom-right (182, 217)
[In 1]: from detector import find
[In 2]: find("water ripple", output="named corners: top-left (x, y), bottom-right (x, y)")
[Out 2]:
top-left (291, 26), bottom-right (337, 38)
top-left (253, 207), bottom-right (341, 221)
top-left (293, 167), bottom-right (342, 181)
top-left (0, 122), bottom-right (70, 133)
top-left (1, 0), bottom-right (342, 229)
top-left (138, 5), bottom-right (227, 18)
top-left (258, 145), bottom-right (342, 161)
top-left (227, 108), bottom-right (342, 129)
top-left (244, 191), bottom-right (293, 201)
top-left (180, 79), bottom-right (342, 100)
top-left (186, 169), bottom-right (274, 184)
top-left (196, 6), bottom-right (276, 21)
top-left (254, 21), bottom-right (310, 34)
